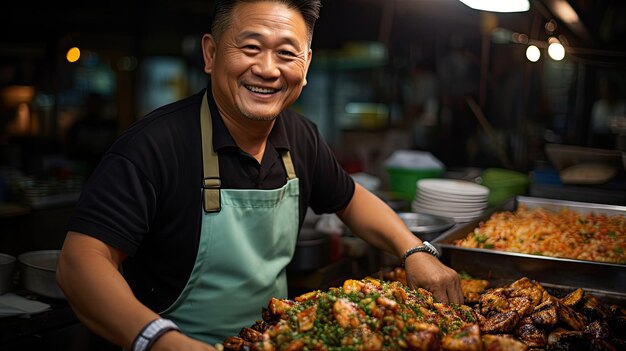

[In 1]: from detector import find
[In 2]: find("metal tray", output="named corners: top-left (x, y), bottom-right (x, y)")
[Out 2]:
top-left (432, 196), bottom-right (626, 303)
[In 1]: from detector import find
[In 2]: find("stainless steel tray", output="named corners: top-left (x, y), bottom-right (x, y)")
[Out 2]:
top-left (432, 196), bottom-right (626, 302)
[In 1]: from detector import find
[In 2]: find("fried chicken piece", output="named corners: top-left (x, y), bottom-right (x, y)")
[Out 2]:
top-left (434, 303), bottom-right (465, 326)
top-left (507, 296), bottom-right (533, 317)
top-left (333, 298), bottom-right (364, 329)
top-left (581, 294), bottom-right (610, 320)
top-left (294, 290), bottom-right (319, 302)
top-left (239, 327), bottom-right (264, 342)
top-left (478, 289), bottom-right (510, 314)
top-left (479, 310), bottom-right (521, 333)
top-left (297, 305), bottom-right (317, 332)
top-left (460, 278), bottom-right (490, 304)
top-left (482, 334), bottom-right (528, 351)
top-left (514, 321), bottom-right (547, 348)
top-left (530, 298), bottom-right (558, 327)
top-left (250, 320), bottom-right (271, 334)
top-left (267, 298), bottom-right (295, 319)
top-left (440, 324), bottom-right (482, 351)
top-left (560, 288), bottom-right (584, 307)
top-left (558, 302), bottom-right (587, 331)
top-left (223, 336), bottom-right (252, 351)
top-left (506, 277), bottom-right (545, 309)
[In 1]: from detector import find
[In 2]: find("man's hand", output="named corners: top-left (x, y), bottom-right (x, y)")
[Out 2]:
top-left (404, 253), bottom-right (464, 305)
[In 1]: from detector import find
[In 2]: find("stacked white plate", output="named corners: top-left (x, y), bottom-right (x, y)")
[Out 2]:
top-left (411, 179), bottom-right (489, 222)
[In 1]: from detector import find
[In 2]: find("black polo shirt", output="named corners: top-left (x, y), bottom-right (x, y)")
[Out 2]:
top-left (67, 87), bottom-right (355, 311)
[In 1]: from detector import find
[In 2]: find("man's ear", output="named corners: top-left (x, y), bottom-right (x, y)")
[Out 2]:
top-left (303, 49), bottom-right (313, 86)
top-left (201, 34), bottom-right (217, 74)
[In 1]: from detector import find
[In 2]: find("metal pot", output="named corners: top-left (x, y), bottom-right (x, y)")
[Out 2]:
top-left (18, 250), bottom-right (65, 300)
top-left (288, 229), bottom-right (330, 272)
top-left (0, 253), bottom-right (16, 294)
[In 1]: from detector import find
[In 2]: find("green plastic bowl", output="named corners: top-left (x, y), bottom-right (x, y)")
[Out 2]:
top-left (480, 168), bottom-right (529, 206)
top-left (385, 167), bottom-right (444, 202)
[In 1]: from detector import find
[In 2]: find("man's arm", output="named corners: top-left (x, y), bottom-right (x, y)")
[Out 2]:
top-left (56, 232), bottom-right (216, 350)
top-left (336, 183), bottom-right (463, 304)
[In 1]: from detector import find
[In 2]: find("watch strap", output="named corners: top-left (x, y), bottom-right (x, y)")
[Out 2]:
top-left (401, 241), bottom-right (440, 266)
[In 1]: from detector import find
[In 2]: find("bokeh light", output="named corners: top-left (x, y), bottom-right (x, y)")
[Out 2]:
top-left (526, 45), bottom-right (541, 62)
top-left (66, 47), bottom-right (81, 63)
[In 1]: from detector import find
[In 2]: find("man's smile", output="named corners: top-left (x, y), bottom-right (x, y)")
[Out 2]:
top-left (244, 85), bottom-right (280, 94)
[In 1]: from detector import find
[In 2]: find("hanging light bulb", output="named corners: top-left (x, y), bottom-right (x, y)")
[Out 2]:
top-left (547, 37), bottom-right (565, 61)
top-left (526, 45), bottom-right (541, 62)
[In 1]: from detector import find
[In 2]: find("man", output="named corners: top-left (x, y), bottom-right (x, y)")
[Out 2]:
top-left (57, 1), bottom-right (463, 350)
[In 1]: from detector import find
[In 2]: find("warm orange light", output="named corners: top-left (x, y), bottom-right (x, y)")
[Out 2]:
top-left (66, 47), bottom-right (81, 63)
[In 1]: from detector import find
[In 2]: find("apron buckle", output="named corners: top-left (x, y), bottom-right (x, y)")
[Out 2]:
top-left (203, 177), bottom-right (221, 213)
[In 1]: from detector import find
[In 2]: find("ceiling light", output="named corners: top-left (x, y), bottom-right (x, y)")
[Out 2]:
top-left (526, 45), bottom-right (541, 62)
top-left (458, 0), bottom-right (530, 13)
top-left (548, 41), bottom-right (565, 61)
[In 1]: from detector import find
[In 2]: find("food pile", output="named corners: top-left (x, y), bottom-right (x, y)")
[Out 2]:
top-left (453, 205), bottom-right (626, 264)
top-left (220, 275), bottom-right (626, 350)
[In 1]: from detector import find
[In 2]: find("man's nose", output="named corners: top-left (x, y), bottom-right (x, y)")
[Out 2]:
top-left (251, 53), bottom-right (280, 78)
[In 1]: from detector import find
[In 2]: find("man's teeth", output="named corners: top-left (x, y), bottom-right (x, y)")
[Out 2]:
top-left (246, 85), bottom-right (277, 94)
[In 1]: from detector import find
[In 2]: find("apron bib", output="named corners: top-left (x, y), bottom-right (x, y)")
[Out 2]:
top-left (160, 93), bottom-right (299, 345)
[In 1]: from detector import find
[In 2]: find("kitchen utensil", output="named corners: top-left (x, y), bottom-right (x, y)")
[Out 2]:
top-left (397, 212), bottom-right (455, 241)
top-left (18, 250), bottom-right (65, 299)
top-left (288, 229), bottom-right (330, 272)
top-left (0, 253), bottom-right (16, 294)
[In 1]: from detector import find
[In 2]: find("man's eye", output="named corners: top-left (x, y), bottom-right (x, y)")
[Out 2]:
top-left (243, 45), bottom-right (260, 51)
top-left (279, 50), bottom-right (296, 57)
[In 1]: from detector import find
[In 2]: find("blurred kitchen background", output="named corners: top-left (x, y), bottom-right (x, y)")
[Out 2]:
top-left (1, 0), bottom-right (625, 259)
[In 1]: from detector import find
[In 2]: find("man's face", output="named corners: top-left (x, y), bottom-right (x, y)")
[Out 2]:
top-left (204, 1), bottom-right (312, 122)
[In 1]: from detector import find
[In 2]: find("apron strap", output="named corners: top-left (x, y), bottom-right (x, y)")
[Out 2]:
top-left (200, 92), bottom-right (221, 213)
top-left (282, 151), bottom-right (296, 180)
top-left (200, 90), bottom-right (297, 211)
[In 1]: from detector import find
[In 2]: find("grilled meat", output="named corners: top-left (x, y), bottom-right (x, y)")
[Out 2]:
top-left (560, 288), bottom-right (584, 307)
top-left (530, 298), bottom-right (559, 327)
top-left (507, 296), bottom-right (533, 317)
top-left (239, 328), bottom-right (264, 343)
top-left (479, 310), bottom-right (521, 333)
top-left (478, 289), bottom-right (510, 314)
top-left (481, 334), bottom-right (528, 351)
top-left (440, 324), bottom-right (482, 351)
top-left (514, 322), bottom-right (548, 347)
top-left (558, 303), bottom-right (587, 331)
top-left (460, 279), bottom-right (490, 304)
top-left (581, 294), bottom-right (610, 320)
top-left (223, 336), bottom-right (252, 351)
top-left (223, 275), bottom-right (625, 351)
top-left (506, 277), bottom-right (545, 309)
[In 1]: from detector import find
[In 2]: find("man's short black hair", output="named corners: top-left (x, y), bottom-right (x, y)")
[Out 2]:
top-left (211, 0), bottom-right (322, 44)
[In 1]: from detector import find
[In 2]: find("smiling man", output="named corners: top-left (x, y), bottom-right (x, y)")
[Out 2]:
top-left (57, 1), bottom-right (463, 350)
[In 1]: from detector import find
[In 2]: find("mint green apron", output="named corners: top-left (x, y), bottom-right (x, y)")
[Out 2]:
top-left (160, 93), bottom-right (299, 345)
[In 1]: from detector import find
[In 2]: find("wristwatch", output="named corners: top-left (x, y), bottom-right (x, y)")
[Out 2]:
top-left (401, 241), bottom-right (441, 266)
